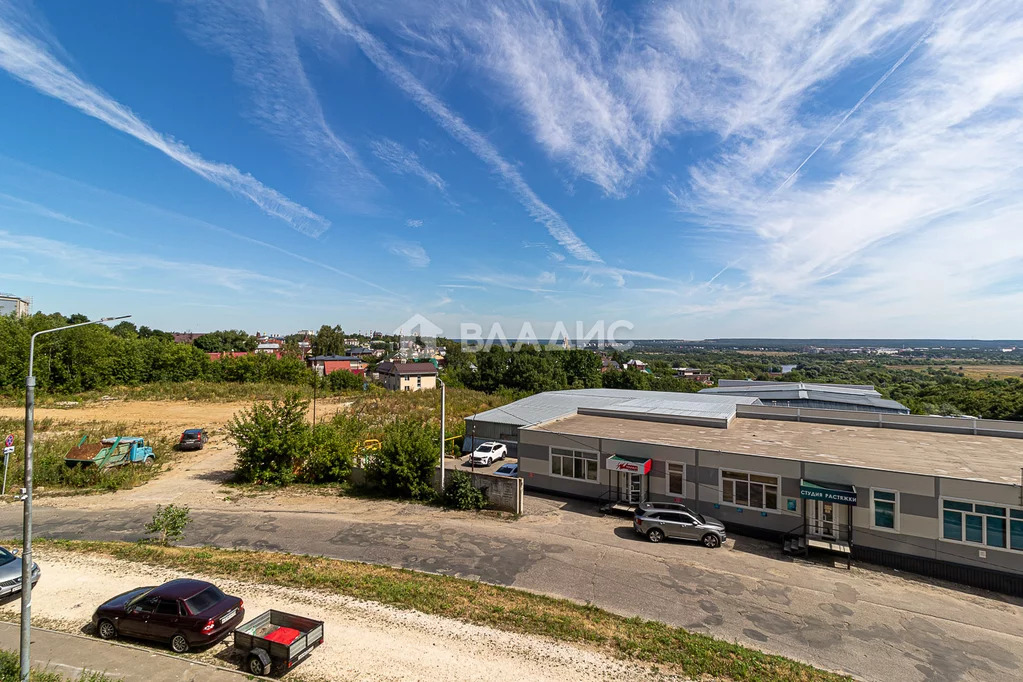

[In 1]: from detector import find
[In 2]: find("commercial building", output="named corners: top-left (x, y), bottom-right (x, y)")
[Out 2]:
top-left (0, 293), bottom-right (30, 317)
top-left (375, 361), bottom-right (438, 391)
top-left (700, 379), bottom-right (910, 414)
top-left (466, 389), bottom-right (1023, 595)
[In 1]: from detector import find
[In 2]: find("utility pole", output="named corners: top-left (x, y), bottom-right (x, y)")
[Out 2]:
top-left (439, 379), bottom-right (445, 492)
top-left (21, 314), bottom-right (129, 682)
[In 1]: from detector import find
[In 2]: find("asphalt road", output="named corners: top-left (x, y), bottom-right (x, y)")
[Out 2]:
top-left (1, 499), bottom-right (1021, 682)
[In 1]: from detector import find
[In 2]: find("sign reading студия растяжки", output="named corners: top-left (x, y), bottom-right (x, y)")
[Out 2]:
top-left (799, 479), bottom-right (857, 505)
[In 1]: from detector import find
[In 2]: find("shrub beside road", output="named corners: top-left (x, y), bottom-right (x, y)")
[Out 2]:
top-left (34, 539), bottom-right (848, 682)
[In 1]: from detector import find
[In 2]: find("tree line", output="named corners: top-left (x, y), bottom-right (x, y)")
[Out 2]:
top-left (0, 312), bottom-right (321, 393)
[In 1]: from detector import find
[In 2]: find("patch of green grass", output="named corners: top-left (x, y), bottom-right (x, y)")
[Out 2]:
top-left (33, 539), bottom-right (848, 682)
top-left (0, 648), bottom-right (114, 681)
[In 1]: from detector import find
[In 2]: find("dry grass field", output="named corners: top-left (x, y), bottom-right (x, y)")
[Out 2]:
top-left (887, 364), bottom-right (1023, 379)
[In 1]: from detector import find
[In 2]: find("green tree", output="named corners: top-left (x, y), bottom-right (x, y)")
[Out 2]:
top-left (312, 325), bottom-right (347, 356)
top-left (193, 330), bottom-right (257, 353)
top-left (328, 369), bottom-right (363, 390)
top-left (144, 504), bottom-right (192, 545)
top-left (367, 418), bottom-right (437, 499)
top-left (228, 393), bottom-right (310, 485)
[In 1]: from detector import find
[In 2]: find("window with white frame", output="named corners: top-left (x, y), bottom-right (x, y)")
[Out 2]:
top-left (550, 447), bottom-right (598, 482)
top-left (666, 462), bottom-right (685, 496)
top-left (942, 498), bottom-right (1023, 552)
top-left (870, 489), bottom-right (899, 531)
top-left (721, 470), bottom-right (778, 510)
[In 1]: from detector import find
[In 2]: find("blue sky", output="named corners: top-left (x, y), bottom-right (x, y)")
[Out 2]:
top-left (1, 1), bottom-right (1022, 339)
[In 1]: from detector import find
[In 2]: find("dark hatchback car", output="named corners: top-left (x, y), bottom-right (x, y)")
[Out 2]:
top-left (93, 579), bottom-right (243, 653)
top-left (178, 428), bottom-right (208, 450)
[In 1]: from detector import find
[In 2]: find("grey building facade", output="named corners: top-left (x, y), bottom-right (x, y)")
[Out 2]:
top-left (474, 389), bottom-right (1023, 595)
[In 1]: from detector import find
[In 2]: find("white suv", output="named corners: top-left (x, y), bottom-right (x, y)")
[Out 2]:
top-left (470, 442), bottom-right (508, 466)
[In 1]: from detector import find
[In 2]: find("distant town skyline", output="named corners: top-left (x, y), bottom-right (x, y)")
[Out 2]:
top-left (2, 1), bottom-right (1022, 338)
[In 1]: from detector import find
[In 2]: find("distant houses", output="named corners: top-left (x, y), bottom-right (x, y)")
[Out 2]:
top-left (673, 367), bottom-right (713, 385)
top-left (309, 355), bottom-right (366, 376)
top-left (375, 361), bottom-right (438, 391)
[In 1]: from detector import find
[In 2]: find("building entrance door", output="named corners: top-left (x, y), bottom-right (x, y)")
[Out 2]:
top-left (623, 473), bottom-right (642, 504)
top-left (808, 500), bottom-right (846, 539)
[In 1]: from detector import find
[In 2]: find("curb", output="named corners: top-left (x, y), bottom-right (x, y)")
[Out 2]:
top-left (1, 621), bottom-right (273, 681)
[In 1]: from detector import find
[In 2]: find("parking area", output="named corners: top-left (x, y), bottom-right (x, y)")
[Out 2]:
top-left (445, 452), bottom-right (518, 476)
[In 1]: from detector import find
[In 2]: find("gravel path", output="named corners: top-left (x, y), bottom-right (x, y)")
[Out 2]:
top-left (1, 548), bottom-right (684, 682)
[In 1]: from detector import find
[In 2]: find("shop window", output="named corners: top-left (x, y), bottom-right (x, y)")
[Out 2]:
top-left (666, 463), bottom-right (685, 496)
top-left (550, 447), bottom-right (598, 483)
top-left (721, 470), bottom-right (778, 511)
top-left (941, 499), bottom-right (1016, 551)
top-left (870, 489), bottom-right (899, 531)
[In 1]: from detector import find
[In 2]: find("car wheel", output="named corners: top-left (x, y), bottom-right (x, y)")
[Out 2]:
top-left (97, 619), bottom-right (117, 640)
top-left (647, 528), bottom-right (665, 543)
top-left (248, 653), bottom-right (269, 676)
top-left (702, 533), bottom-right (721, 549)
top-left (143, 456), bottom-right (155, 467)
top-left (170, 633), bottom-right (190, 653)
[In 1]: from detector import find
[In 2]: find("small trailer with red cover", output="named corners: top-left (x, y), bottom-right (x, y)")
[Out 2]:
top-left (233, 609), bottom-right (324, 676)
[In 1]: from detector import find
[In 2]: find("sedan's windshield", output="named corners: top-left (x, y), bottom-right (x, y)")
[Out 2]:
top-left (0, 548), bottom-right (16, 567)
top-left (184, 585), bottom-right (226, 614)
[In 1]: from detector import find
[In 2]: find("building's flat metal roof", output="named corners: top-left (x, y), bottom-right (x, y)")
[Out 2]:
top-left (468, 389), bottom-right (759, 428)
top-left (700, 382), bottom-right (909, 412)
top-left (526, 413), bottom-right (1023, 484)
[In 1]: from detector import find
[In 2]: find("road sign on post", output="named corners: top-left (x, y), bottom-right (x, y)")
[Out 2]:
top-left (2, 435), bottom-right (13, 496)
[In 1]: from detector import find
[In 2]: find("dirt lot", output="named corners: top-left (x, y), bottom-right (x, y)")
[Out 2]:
top-left (0, 398), bottom-right (354, 439)
top-left (1, 548), bottom-right (677, 682)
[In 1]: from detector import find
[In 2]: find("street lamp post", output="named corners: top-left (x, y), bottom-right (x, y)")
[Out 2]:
top-left (20, 315), bottom-right (129, 682)
top-left (438, 378), bottom-right (445, 493)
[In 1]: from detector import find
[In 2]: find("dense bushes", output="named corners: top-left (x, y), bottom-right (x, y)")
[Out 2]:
top-left (303, 417), bottom-right (362, 483)
top-left (366, 418), bottom-right (438, 500)
top-left (228, 394), bottom-right (310, 485)
top-left (443, 471), bottom-right (488, 510)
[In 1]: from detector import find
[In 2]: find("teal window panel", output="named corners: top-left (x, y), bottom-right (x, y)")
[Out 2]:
top-left (975, 505), bottom-right (1006, 517)
top-left (987, 517), bottom-right (1006, 548)
top-left (874, 501), bottom-right (895, 529)
top-left (1011, 520), bottom-right (1023, 551)
top-left (944, 500), bottom-right (973, 512)
top-left (874, 490), bottom-right (896, 502)
top-left (943, 510), bottom-right (962, 541)
top-left (965, 515), bottom-right (984, 543)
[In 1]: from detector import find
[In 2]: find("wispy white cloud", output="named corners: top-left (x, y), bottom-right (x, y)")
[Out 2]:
top-left (386, 239), bottom-right (431, 267)
top-left (316, 0), bottom-right (603, 263)
top-left (0, 156), bottom-right (402, 297)
top-left (174, 0), bottom-right (377, 204)
top-left (0, 192), bottom-right (89, 227)
top-left (370, 138), bottom-right (450, 199)
top-left (0, 229), bottom-right (293, 293)
top-left (406, 218), bottom-right (424, 228)
top-left (0, 5), bottom-right (330, 237)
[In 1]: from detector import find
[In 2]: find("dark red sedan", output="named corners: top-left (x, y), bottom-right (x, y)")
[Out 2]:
top-left (92, 578), bottom-right (244, 653)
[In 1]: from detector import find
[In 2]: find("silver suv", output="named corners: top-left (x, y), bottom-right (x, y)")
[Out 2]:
top-left (634, 508), bottom-right (726, 548)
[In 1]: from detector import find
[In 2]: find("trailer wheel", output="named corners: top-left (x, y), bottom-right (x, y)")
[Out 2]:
top-left (247, 649), bottom-right (271, 676)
